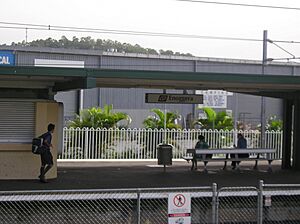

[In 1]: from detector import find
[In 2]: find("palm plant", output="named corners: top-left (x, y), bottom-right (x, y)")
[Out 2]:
top-left (193, 107), bottom-right (233, 130)
top-left (68, 105), bottom-right (131, 129)
top-left (143, 108), bottom-right (182, 129)
top-left (142, 108), bottom-right (181, 158)
top-left (67, 105), bottom-right (131, 159)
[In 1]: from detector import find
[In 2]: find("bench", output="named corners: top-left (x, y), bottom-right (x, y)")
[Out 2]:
top-left (183, 148), bottom-right (276, 172)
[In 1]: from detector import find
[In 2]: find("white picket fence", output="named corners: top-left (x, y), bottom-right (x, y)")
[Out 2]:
top-left (59, 128), bottom-right (283, 160)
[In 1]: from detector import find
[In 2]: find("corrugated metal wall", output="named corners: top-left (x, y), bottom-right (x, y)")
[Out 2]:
top-left (16, 52), bottom-right (99, 68)
top-left (54, 90), bottom-right (78, 122)
top-left (83, 88), bottom-right (99, 108)
top-left (82, 88), bottom-right (194, 128)
top-left (227, 94), bottom-right (283, 126)
top-left (101, 56), bottom-right (194, 72)
top-left (196, 61), bottom-right (262, 74)
top-left (196, 61), bottom-right (294, 75)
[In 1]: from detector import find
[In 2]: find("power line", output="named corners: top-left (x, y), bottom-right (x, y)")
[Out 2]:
top-left (274, 40), bottom-right (300, 44)
top-left (0, 22), bottom-right (261, 42)
top-left (1, 21), bottom-right (300, 44)
top-left (269, 40), bottom-right (295, 58)
top-left (176, 0), bottom-right (300, 11)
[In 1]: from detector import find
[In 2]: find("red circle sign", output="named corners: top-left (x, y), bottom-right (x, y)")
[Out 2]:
top-left (173, 194), bottom-right (186, 207)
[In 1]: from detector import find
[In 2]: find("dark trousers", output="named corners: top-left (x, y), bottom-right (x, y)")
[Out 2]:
top-left (231, 153), bottom-right (249, 167)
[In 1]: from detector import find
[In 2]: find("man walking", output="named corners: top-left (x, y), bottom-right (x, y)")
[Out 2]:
top-left (39, 123), bottom-right (55, 183)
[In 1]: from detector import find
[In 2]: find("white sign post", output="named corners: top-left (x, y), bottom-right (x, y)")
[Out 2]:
top-left (168, 193), bottom-right (191, 224)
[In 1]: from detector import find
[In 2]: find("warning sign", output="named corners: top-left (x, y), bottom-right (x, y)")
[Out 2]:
top-left (173, 194), bottom-right (186, 207)
top-left (168, 193), bottom-right (191, 224)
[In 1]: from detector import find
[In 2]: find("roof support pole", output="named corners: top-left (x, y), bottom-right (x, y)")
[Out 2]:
top-left (260, 30), bottom-right (268, 148)
top-left (292, 99), bottom-right (300, 170)
top-left (282, 99), bottom-right (293, 169)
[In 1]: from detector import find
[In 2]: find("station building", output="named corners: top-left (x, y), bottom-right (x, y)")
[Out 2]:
top-left (0, 46), bottom-right (299, 179)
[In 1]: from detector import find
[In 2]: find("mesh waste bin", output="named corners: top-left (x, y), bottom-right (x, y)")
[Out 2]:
top-left (157, 144), bottom-right (173, 166)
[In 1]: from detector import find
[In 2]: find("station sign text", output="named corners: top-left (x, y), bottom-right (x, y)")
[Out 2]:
top-left (0, 51), bottom-right (15, 66)
top-left (145, 93), bottom-right (203, 104)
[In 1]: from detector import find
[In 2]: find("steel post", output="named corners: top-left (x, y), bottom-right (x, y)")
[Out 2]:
top-left (258, 180), bottom-right (264, 224)
top-left (212, 183), bottom-right (218, 224)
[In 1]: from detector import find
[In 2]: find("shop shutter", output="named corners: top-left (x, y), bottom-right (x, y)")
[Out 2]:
top-left (0, 101), bottom-right (35, 143)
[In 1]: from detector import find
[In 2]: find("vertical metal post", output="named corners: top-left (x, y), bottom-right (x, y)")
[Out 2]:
top-left (25, 28), bottom-right (28, 44)
top-left (233, 93), bottom-right (238, 130)
top-left (98, 88), bottom-right (101, 107)
top-left (292, 100), bottom-right (300, 170)
top-left (212, 183), bottom-right (218, 224)
top-left (258, 180), bottom-right (264, 224)
top-left (282, 99), bottom-right (293, 169)
top-left (261, 30), bottom-right (268, 148)
top-left (163, 89), bottom-right (167, 143)
top-left (137, 189), bottom-right (141, 224)
top-left (77, 89), bottom-right (84, 116)
top-left (85, 128), bottom-right (89, 159)
top-left (80, 89), bottom-right (84, 111)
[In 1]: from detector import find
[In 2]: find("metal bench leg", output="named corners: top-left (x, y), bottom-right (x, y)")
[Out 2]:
top-left (203, 161), bottom-right (208, 174)
top-left (253, 160), bottom-right (259, 170)
top-left (253, 155), bottom-right (259, 170)
top-left (223, 154), bottom-right (228, 170)
top-left (191, 158), bottom-right (195, 170)
top-left (236, 162), bottom-right (240, 172)
top-left (267, 160), bottom-right (273, 173)
top-left (223, 161), bottom-right (227, 170)
top-left (191, 158), bottom-right (197, 170)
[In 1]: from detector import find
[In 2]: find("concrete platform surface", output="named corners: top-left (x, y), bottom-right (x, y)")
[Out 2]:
top-left (1, 160), bottom-right (300, 191)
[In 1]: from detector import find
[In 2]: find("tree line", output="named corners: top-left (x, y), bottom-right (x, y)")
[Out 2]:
top-left (4, 36), bottom-right (193, 57)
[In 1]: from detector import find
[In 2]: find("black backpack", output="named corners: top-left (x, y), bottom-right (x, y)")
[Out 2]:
top-left (32, 133), bottom-right (46, 154)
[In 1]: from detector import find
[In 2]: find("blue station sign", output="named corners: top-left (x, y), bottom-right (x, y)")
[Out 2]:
top-left (0, 51), bottom-right (15, 66)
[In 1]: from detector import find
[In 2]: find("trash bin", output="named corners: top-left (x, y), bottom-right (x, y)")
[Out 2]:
top-left (157, 143), bottom-right (173, 166)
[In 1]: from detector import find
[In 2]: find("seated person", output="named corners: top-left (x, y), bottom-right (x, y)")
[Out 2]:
top-left (231, 133), bottom-right (249, 169)
top-left (192, 135), bottom-right (212, 170)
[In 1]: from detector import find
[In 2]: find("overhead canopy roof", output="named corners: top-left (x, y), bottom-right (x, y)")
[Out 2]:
top-left (0, 66), bottom-right (300, 99)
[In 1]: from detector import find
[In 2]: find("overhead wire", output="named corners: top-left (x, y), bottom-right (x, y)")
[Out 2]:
top-left (0, 22), bottom-right (261, 42)
top-left (268, 40), bottom-right (296, 58)
top-left (0, 1), bottom-right (299, 64)
top-left (1, 21), bottom-right (300, 61)
top-left (0, 21), bottom-right (300, 44)
top-left (176, 0), bottom-right (300, 11)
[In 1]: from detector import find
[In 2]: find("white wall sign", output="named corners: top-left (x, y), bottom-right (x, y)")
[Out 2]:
top-left (203, 94), bottom-right (227, 108)
top-left (196, 90), bottom-right (233, 96)
top-left (34, 59), bottom-right (84, 68)
top-left (196, 90), bottom-right (232, 108)
top-left (168, 193), bottom-right (191, 224)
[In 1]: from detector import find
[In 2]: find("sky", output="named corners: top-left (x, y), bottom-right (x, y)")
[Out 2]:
top-left (1, 0), bottom-right (300, 61)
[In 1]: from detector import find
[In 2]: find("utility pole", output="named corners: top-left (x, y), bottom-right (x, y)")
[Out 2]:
top-left (25, 28), bottom-right (28, 44)
top-left (261, 30), bottom-right (268, 148)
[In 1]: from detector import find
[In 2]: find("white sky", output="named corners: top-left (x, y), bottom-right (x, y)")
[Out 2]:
top-left (1, 0), bottom-right (300, 60)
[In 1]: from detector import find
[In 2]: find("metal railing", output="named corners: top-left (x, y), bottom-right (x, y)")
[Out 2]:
top-left (1, 181), bottom-right (300, 224)
top-left (59, 128), bottom-right (283, 160)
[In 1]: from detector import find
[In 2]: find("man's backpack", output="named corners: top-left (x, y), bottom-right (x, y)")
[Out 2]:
top-left (32, 134), bottom-right (46, 154)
